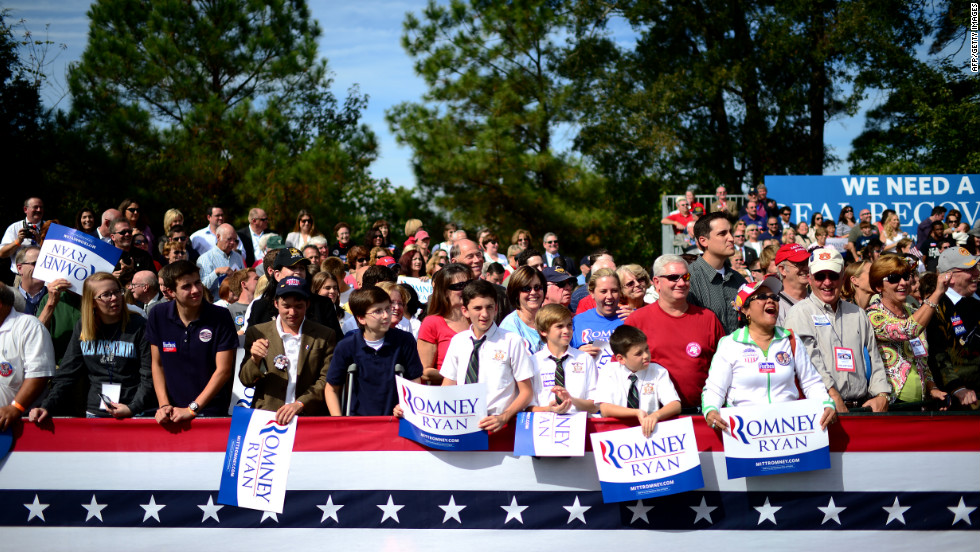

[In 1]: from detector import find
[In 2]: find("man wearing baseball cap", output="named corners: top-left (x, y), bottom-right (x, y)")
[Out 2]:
top-left (244, 248), bottom-right (342, 338)
top-left (542, 266), bottom-right (576, 308)
top-left (774, 244), bottom-right (810, 326)
top-left (926, 247), bottom-right (980, 408)
top-left (239, 276), bottom-right (335, 424)
top-left (784, 248), bottom-right (891, 413)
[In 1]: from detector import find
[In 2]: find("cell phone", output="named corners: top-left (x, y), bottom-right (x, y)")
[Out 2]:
top-left (99, 394), bottom-right (117, 410)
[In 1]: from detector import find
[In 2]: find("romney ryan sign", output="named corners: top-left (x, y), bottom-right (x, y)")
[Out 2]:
top-left (765, 175), bottom-right (980, 229)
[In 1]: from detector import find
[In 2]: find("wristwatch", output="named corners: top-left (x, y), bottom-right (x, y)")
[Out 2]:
top-left (188, 401), bottom-right (200, 413)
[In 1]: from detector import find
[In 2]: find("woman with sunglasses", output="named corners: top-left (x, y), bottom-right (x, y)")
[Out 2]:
top-left (836, 206), bottom-right (857, 237)
top-left (418, 263), bottom-right (473, 384)
top-left (511, 229), bottom-right (533, 251)
top-left (29, 273), bottom-right (154, 421)
top-left (119, 198), bottom-right (155, 251)
top-left (499, 266), bottom-right (547, 355)
top-left (286, 209), bottom-right (321, 250)
top-left (426, 249), bottom-right (449, 277)
top-left (617, 264), bottom-right (651, 316)
top-left (703, 276), bottom-right (836, 433)
top-left (866, 255), bottom-right (949, 405)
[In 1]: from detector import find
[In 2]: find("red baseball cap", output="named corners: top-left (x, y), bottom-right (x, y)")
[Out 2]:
top-left (775, 243), bottom-right (809, 265)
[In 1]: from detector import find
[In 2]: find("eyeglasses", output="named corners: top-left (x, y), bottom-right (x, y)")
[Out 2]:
top-left (484, 240), bottom-right (498, 245)
top-left (171, 236), bottom-right (187, 242)
top-left (812, 271), bottom-right (840, 282)
top-left (517, 237), bottom-right (529, 243)
top-left (659, 273), bottom-right (691, 282)
top-left (115, 229), bottom-right (132, 236)
top-left (447, 279), bottom-right (474, 291)
top-left (733, 234), bottom-right (745, 239)
top-left (365, 308), bottom-right (393, 317)
top-left (300, 219), bottom-right (312, 224)
top-left (545, 240), bottom-right (558, 245)
top-left (96, 289), bottom-right (124, 302)
top-left (549, 280), bottom-right (575, 290)
top-left (126, 207), bottom-right (139, 213)
top-left (356, 257), bottom-right (368, 264)
top-left (624, 279), bottom-right (647, 289)
top-left (133, 239), bottom-right (147, 246)
top-left (749, 292), bottom-right (778, 303)
top-left (520, 284), bottom-right (544, 293)
top-left (128, 282), bottom-right (149, 289)
top-left (253, 217), bottom-right (268, 222)
top-left (885, 272), bottom-right (913, 284)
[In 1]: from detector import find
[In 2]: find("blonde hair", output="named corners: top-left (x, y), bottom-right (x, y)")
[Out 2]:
top-left (80, 273), bottom-right (129, 342)
top-left (404, 219), bottom-right (424, 239)
top-left (163, 208), bottom-right (184, 232)
top-left (588, 267), bottom-right (620, 293)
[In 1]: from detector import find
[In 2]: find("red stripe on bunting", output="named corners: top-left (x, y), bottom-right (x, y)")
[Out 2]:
top-left (10, 415), bottom-right (980, 453)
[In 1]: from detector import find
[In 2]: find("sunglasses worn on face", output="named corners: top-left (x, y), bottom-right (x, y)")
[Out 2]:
top-left (447, 279), bottom-right (474, 291)
top-left (813, 271), bottom-right (840, 282)
top-left (750, 292), bottom-right (778, 303)
top-left (521, 284), bottom-right (544, 293)
top-left (886, 272), bottom-right (913, 284)
top-left (545, 240), bottom-right (558, 245)
top-left (126, 207), bottom-right (139, 213)
top-left (660, 273), bottom-right (691, 282)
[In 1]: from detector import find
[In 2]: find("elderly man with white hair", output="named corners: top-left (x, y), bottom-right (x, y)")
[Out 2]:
top-left (624, 255), bottom-right (725, 408)
top-left (196, 223), bottom-right (245, 297)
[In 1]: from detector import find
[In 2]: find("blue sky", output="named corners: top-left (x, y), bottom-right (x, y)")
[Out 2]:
top-left (8, 0), bottom-right (870, 192)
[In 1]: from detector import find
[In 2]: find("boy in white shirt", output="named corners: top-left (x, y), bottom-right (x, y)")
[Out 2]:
top-left (530, 304), bottom-right (598, 414)
top-left (595, 325), bottom-right (681, 437)
top-left (440, 279), bottom-right (534, 433)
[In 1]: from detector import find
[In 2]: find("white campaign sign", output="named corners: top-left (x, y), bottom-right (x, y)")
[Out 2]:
top-left (33, 224), bottom-right (122, 294)
top-left (513, 412), bottom-right (587, 457)
top-left (720, 399), bottom-right (830, 479)
top-left (396, 376), bottom-right (489, 450)
top-left (218, 407), bottom-right (297, 513)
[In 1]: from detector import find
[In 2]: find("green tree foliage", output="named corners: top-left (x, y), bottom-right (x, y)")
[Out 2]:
top-left (387, 0), bottom-right (615, 259)
top-left (67, 0), bottom-right (386, 232)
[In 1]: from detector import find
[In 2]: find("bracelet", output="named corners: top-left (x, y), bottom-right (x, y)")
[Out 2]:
top-left (11, 400), bottom-right (25, 413)
top-left (923, 299), bottom-right (938, 309)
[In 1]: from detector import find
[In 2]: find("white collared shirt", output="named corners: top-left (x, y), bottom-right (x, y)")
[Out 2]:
top-left (0, 310), bottom-right (55, 405)
top-left (594, 360), bottom-right (679, 414)
top-left (946, 288), bottom-right (965, 305)
top-left (275, 317), bottom-right (304, 404)
top-left (531, 346), bottom-right (597, 413)
top-left (440, 323), bottom-right (534, 415)
top-left (190, 226), bottom-right (217, 255)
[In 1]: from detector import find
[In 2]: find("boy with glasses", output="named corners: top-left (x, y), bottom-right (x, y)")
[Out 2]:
top-left (326, 286), bottom-right (421, 416)
top-left (784, 248), bottom-right (891, 413)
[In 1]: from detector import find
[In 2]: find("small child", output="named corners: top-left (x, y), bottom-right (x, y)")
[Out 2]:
top-left (595, 325), bottom-right (681, 437)
top-left (325, 287), bottom-right (423, 416)
top-left (439, 279), bottom-right (533, 433)
top-left (529, 304), bottom-right (598, 414)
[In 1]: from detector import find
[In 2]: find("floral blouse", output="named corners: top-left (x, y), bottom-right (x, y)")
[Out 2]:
top-left (866, 295), bottom-right (935, 401)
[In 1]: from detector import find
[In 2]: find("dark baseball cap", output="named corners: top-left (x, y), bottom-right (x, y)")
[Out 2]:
top-left (275, 276), bottom-right (310, 299)
top-left (274, 247), bottom-right (312, 269)
top-left (542, 266), bottom-right (576, 285)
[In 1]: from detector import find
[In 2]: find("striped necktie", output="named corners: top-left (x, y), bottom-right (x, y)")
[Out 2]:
top-left (550, 355), bottom-right (567, 404)
top-left (627, 374), bottom-right (639, 409)
top-left (465, 336), bottom-right (485, 384)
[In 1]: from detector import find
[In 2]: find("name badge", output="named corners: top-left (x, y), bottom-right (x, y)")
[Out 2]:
top-left (812, 314), bottom-right (831, 327)
top-left (909, 337), bottom-right (927, 358)
top-left (951, 315), bottom-right (966, 337)
top-left (834, 347), bottom-right (855, 372)
top-left (162, 341), bottom-right (177, 353)
top-left (759, 361), bottom-right (776, 374)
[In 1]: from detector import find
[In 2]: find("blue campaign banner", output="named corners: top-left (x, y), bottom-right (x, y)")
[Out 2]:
top-left (395, 376), bottom-right (489, 451)
top-left (589, 417), bottom-right (704, 504)
top-left (33, 223), bottom-right (123, 294)
top-left (765, 175), bottom-right (980, 228)
top-left (720, 400), bottom-right (830, 480)
top-left (513, 412), bottom-right (587, 457)
top-left (217, 407), bottom-right (297, 513)
top-left (0, 427), bottom-right (11, 462)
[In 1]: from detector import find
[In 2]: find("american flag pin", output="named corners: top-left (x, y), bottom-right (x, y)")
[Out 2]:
top-left (306, 344), bottom-right (311, 350)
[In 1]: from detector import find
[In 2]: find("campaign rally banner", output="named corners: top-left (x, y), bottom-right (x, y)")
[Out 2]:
top-left (396, 376), bottom-right (488, 451)
top-left (765, 175), bottom-right (980, 228)
top-left (513, 412), bottom-right (587, 457)
top-left (218, 407), bottom-right (297, 514)
top-left (593, 340), bottom-right (614, 371)
top-left (398, 276), bottom-right (433, 304)
top-left (32, 223), bottom-right (122, 294)
top-left (720, 399), bottom-right (830, 479)
top-left (228, 349), bottom-right (253, 414)
top-left (2, 416), bottom-right (978, 548)
top-left (590, 417), bottom-right (703, 503)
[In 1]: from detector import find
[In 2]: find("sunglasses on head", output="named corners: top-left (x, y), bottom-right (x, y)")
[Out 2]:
top-left (885, 272), bottom-right (913, 284)
top-left (660, 273), bottom-right (690, 282)
top-left (447, 279), bottom-right (474, 291)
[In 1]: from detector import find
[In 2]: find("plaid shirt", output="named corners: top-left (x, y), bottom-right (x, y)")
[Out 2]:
top-left (687, 256), bottom-right (746, 334)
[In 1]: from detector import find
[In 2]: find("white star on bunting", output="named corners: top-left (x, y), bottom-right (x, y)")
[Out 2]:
top-left (563, 496), bottom-right (590, 524)
top-left (948, 497), bottom-right (976, 526)
top-left (883, 497), bottom-right (910, 526)
top-left (140, 495), bottom-right (165, 522)
top-left (754, 496), bottom-right (781, 525)
top-left (24, 495), bottom-right (49, 522)
top-left (82, 494), bottom-right (108, 522)
top-left (260, 511), bottom-right (279, 523)
top-left (818, 497), bottom-right (846, 526)
top-left (377, 495), bottom-right (404, 523)
top-left (626, 500), bottom-right (653, 524)
top-left (501, 496), bottom-right (529, 524)
top-left (317, 495), bottom-right (343, 523)
top-left (438, 495), bottom-right (466, 524)
top-left (691, 496), bottom-right (717, 525)
top-left (198, 495), bottom-right (223, 523)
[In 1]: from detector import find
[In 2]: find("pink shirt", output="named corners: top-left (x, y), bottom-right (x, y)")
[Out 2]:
top-left (418, 315), bottom-right (460, 371)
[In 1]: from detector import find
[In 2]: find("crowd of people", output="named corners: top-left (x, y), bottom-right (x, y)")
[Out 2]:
top-left (0, 190), bottom-right (977, 435)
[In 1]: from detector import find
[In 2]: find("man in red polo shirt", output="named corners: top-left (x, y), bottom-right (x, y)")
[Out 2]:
top-left (624, 255), bottom-right (724, 408)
